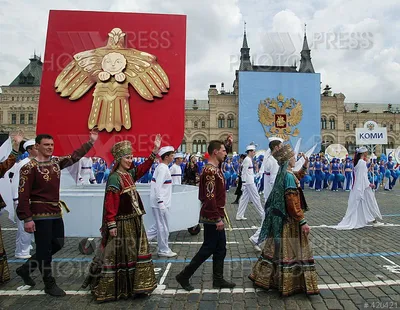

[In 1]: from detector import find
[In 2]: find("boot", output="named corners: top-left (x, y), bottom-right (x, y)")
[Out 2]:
top-left (176, 255), bottom-right (204, 291)
top-left (212, 260), bottom-right (236, 289)
top-left (16, 265), bottom-right (36, 287)
top-left (43, 276), bottom-right (66, 297)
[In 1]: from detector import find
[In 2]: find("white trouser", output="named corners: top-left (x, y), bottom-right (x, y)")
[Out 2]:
top-left (236, 183), bottom-right (264, 218)
top-left (263, 176), bottom-right (273, 201)
top-left (146, 208), bottom-right (172, 254)
top-left (15, 211), bottom-right (34, 257)
top-left (250, 213), bottom-right (265, 245)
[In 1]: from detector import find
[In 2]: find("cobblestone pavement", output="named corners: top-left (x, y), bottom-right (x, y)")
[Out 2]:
top-left (1, 186), bottom-right (400, 309)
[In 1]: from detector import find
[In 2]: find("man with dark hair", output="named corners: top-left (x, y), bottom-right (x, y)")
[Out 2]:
top-left (16, 130), bottom-right (98, 297)
top-left (147, 146), bottom-right (177, 257)
top-left (176, 140), bottom-right (236, 291)
top-left (232, 154), bottom-right (246, 204)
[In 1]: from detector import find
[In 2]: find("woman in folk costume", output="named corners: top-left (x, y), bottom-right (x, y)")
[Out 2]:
top-left (183, 155), bottom-right (198, 185)
top-left (249, 144), bottom-right (319, 296)
top-left (82, 136), bottom-right (161, 302)
top-left (0, 131), bottom-right (23, 283)
top-left (336, 146), bottom-right (384, 230)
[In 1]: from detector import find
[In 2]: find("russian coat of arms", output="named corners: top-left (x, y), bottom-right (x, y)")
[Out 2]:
top-left (366, 122), bottom-right (375, 131)
top-left (258, 93), bottom-right (303, 141)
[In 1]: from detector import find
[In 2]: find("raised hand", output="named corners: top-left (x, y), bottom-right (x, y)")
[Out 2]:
top-left (153, 134), bottom-right (162, 154)
top-left (11, 130), bottom-right (24, 152)
top-left (89, 127), bottom-right (99, 143)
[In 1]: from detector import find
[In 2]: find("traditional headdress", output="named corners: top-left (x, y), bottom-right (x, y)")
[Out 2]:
top-left (111, 140), bottom-right (132, 161)
top-left (356, 146), bottom-right (368, 153)
top-left (273, 144), bottom-right (294, 165)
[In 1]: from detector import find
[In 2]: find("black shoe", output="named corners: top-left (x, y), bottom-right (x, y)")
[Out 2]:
top-left (44, 277), bottom-right (66, 297)
top-left (16, 266), bottom-right (36, 287)
top-left (176, 273), bottom-right (194, 291)
top-left (213, 278), bottom-right (236, 289)
top-left (231, 201), bottom-right (239, 204)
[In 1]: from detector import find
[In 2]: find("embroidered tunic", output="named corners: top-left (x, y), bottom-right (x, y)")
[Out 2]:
top-left (17, 142), bottom-right (93, 221)
top-left (198, 163), bottom-right (226, 224)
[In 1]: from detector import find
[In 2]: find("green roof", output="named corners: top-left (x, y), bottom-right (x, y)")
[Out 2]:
top-left (9, 55), bottom-right (43, 87)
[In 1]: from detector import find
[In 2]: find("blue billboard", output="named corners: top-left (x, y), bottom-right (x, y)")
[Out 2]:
top-left (238, 71), bottom-right (321, 153)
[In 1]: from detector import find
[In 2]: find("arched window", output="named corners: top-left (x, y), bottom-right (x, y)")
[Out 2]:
top-left (201, 140), bottom-right (207, 153)
top-left (345, 123), bottom-right (350, 131)
top-left (201, 121), bottom-right (206, 128)
top-left (218, 115), bottom-right (225, 128)
top-left (192, 140), bottom-right (199, 153)
top-left (389, 124), bottom-right (393, 131)
top-left (227, 115), bottom-right (235, 128)
top-left (321, 117), bottom-right (327, 129)
top-left (329, 117), bottom-right (335, 130)
top-left (178, 140), bottom-right (186, 153)
top-left (345, 141), bottom-right (355, 153)
top-left (353, 123), bottom-right (357, 130)
top-left (194, 121), bottom-right (198, 129)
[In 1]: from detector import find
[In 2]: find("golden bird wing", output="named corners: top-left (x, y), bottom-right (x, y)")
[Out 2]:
top-left (121, 49), bottom-right (169, 100)
top-left (288, 101), bottom-right (303, 126)
top-left (258, 103), bottom-right (274, 126)
top-left (55, 48), bottom-right (107, 100)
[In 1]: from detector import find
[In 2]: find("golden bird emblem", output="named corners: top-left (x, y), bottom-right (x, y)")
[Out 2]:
top-left (54, 28), bottom-right (169, 132)
top-left (258, 93), bottom-right (303, 141)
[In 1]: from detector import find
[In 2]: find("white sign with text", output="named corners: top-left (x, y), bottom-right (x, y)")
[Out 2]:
top-left (356, 121), bottom-right (388, 145)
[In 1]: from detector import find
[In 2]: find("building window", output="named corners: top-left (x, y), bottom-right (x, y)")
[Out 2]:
top-left (329, 117), bottom-right (335, 130)
top-left (32, 96), bottom-right (34, 101)
top-left (192, 140), bottom-right (199, 153)
top-left (353, 123), bottom-right (356, 130)
top-left (28, 113), bottom-right (33, 124)
top-left (201, 121), bottom-right (206, 128)
top-left (382, 123), bottom-right (386, 127)
top-left (178, 140), bottom-right (186, 153)
top-left (20, 114), bottom-right (25, 124)
top-left (345, 141), bottom-right (355, 153)
top-left (321, 117), bottom-right (327, 129)
top-left (227, 115), bottom-right (235, 128)
top-left (201, 140), bottom-right (207, 153)
top-left (345, 123), bottom-right (350, 131)
top-left (194, 121), bottom-right (198, 129)
top-left (218, 115), bottom-right (225, 128)
top-left (11, 114), bottom-right (16, 124)
top-left (389, 124), bottom-right (393, 131)
top-left (11, 97), bottom-right (14, 101)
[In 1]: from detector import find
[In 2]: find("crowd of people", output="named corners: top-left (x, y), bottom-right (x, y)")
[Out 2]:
top-left (0, 130), bottom-right (398, 302)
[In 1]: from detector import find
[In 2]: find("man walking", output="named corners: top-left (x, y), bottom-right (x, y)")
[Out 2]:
top-left (176, 140), bottom-right (236, 291)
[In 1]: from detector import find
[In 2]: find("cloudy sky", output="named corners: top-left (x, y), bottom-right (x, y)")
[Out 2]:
top-left (0, 0), bottom-right (399, 104)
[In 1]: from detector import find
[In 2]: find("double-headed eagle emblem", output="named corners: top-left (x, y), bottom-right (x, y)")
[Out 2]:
top-left (55, 28), bottom-right (169, 132)
top-left (258, 93), bottom-right (303, 141)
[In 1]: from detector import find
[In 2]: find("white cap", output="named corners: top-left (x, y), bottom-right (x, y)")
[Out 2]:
top-left (23, 139), bottom-right (35, 151)
top-left (356, 146), bottom-right (368, 153)
top-left (246, 144), bottom-right (256, 151)
top-left (268, 137), bottom-right (284, 143)
top-left (174, 152), bottom-right (184, 159)
top-left (158, 146), bottom-right (175, 157)
top-left (195, 152), bottom-right (202, 157)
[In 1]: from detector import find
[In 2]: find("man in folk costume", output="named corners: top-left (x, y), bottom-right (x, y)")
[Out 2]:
top-left (262, 137), bottom-right (284, 201)
top-left (0, 131), bottom-right (23, 284)
top-left (176, 140), bottom-right (236, 291)
top-left (336, 146), bottom-right (384, 230)
top-left (16, 131), bottom-right (98, 296)
top-left (147, 146), bottom-right (177, 257)
top-left (249, 144), bottom-right (319, 296)
top-left (11, 139), bottom-right (37, 259)
top-left (170, 152), bottom-right (184, 185)
top-left (235, 143), bottom-right (264, 221)
top-left (81, 138), bottom-right (160, 302)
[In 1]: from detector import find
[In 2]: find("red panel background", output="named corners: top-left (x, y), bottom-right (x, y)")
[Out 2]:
top-left (37, 10), bottom-right (186, 164)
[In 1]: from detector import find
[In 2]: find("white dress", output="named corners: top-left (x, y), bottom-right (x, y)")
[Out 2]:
top-left (336, 159), bottom-right (382, 230)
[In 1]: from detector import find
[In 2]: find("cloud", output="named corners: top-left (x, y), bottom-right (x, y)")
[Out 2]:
top-left (0, 0), bottom-right (398, 104)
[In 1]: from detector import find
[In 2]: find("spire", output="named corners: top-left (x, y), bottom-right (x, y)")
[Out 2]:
top-left (239, 21), bottom-right (252, 71)
top-left (242, 21), bottom-right (249, 48)
top-left (299, 23), bottom-right (315, 73)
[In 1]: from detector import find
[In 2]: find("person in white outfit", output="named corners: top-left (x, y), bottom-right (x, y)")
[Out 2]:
top-left (147, 146), bottom-right (177, 257)
top-left (170, 153), bottom-right (184, 185)
top-left (262, 138), bottom-right (284, 201)
top-left (77, 157), bottom-right (96, 184)
top-left (11, 140), bottom-right (37, 258)
top-left (249, 138), bottom-right (284, 252)
top-left (336, 146), bottom-right (384, 230)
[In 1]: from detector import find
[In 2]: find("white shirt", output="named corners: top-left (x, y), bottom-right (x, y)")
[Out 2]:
top-left (169, 163), bottom-right (182, 185)
top-left (241, 156), bottom-right (255, 185)
top-left (150, 163), bottom-right (172, 209)
top-left (263, 155), bottom-right (280, 185)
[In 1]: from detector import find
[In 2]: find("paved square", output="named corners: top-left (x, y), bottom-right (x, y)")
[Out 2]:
top-left (1, 187), bottom-right (399, 309)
